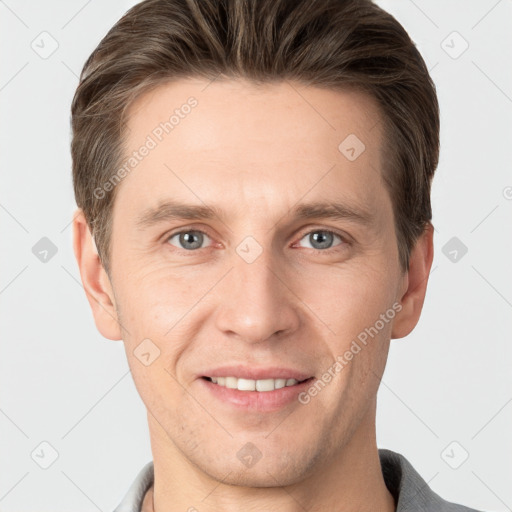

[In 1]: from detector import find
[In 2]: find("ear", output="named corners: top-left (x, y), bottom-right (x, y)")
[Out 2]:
top-left (391, 223), bottom-right (434, 339)
top-left (72, 208), bottom-right (122, 341)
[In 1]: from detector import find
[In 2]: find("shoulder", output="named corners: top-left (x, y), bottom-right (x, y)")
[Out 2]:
top-left (113, 461), bottom-right (154, 512)
top-left (379, 449), bottom-right (485, 512)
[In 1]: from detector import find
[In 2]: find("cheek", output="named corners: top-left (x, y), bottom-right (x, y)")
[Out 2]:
top-left (114, 261), bottom-right (208, 333)
top-left (293, 259), bottom-right (399, 339)
top-left (112, 262), bottom-right (224, 385)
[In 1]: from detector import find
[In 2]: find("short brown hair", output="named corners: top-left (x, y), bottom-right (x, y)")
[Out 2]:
top-left (71, 0), bottom-right (439, 276)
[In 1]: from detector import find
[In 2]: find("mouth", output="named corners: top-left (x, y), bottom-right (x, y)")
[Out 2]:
top-left (201, 375), bottom-right (313, 392)
top-left (198, 374), bottom-right (315, 411)
top-left (197, 365), bottom-right (316, 411)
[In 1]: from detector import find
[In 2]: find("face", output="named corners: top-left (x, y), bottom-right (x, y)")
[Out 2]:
top-left (98, 79), bottom-right (410, 485)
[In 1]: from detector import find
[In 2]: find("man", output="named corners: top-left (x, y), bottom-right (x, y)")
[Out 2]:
top-left (70, 0), bottom-right (483, 510)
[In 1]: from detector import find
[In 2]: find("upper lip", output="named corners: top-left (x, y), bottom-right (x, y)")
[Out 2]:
top-left (200, 365), bottom-right (313, 381)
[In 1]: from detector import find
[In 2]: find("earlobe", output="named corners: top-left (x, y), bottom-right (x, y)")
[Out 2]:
top-left (391, 223), bottom-right (434, 340)
top-left (72, 208), bottom-right (123, 341)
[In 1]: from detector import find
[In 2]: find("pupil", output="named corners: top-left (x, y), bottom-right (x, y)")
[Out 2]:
top-left (311, 231), bottom-right (332, 249)
top-left (181, 231), bottom-right (202, 250)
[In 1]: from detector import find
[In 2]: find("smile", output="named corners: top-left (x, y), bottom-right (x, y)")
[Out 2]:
top-left (203, 376), bottom-right (310, 392)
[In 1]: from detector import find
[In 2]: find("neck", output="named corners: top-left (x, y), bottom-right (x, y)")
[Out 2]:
top-left (143, 405), bottom-right (395, 512)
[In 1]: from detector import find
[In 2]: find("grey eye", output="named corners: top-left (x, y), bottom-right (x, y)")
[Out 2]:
top-left (299, 230), bottom-right (342, 250)
top-left (168, 230), bottom-right (211, 250)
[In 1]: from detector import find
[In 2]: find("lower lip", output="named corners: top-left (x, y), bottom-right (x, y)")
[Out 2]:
top-left (198, 377), bottom-right (314, 412)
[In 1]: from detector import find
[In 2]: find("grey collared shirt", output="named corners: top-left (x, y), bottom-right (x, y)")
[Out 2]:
top-left (113, 449), bottom-right (484, 511)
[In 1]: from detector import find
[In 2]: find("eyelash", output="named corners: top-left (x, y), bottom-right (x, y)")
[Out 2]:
top-left (164, 227), bottom-right (350, 254)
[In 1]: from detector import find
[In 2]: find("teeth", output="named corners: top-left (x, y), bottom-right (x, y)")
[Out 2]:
top-left (274, 378), bottom-right (286, 389)
top-left (226, 376), bottom-right (238, 389)
top-left (256, 379), bottom-right (275, 391)
top-left (207, 376), bottom-right (302, 392)
top-left (238, 378), bottom-right (256, 391)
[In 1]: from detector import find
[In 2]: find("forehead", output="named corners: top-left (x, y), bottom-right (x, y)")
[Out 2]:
top-left (125, 78), bottom-right (383, 156)
top-left (116, 78), bottom-right (388, 225)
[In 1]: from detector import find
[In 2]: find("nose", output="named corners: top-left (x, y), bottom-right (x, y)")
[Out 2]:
top-left (213, 249), bottom-right (301, 344)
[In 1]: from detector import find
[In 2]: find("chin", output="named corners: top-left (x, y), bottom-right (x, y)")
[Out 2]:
top-left (207, 464), bottom-right (306, 488)
top-left (196, 447), bottom-right (319, 488)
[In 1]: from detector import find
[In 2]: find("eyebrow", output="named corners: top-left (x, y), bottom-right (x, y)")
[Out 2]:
top-left (135, 199), bottom-right (374, 230)
top-left (136, 201), bottom-right (221, 229)
top-left (293, 201), bottom-right (373, 226)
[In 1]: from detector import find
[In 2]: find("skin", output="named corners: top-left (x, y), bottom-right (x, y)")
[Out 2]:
top-left (73, 78), bottom-right (433, 512)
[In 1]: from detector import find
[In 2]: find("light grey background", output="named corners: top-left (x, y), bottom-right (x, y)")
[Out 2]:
top-left (1, 0), bottom-right (511, 510)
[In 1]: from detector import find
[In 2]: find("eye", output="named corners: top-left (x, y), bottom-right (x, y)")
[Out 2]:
top-left (167, 230), bottom-right (212, 251)
top-left (296, 229), bottom-right (344, 251)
